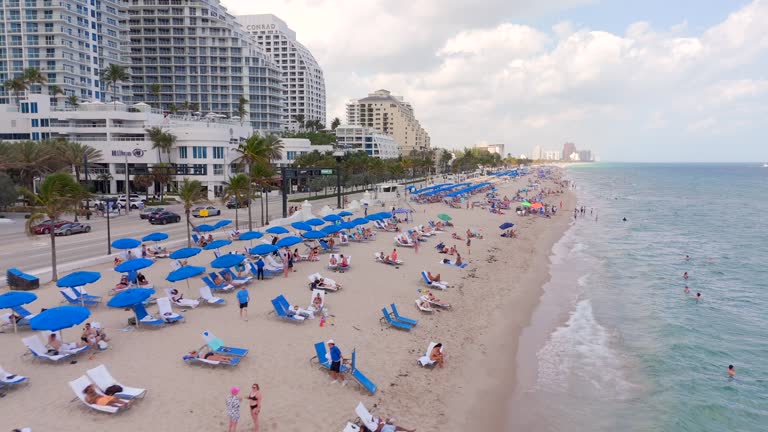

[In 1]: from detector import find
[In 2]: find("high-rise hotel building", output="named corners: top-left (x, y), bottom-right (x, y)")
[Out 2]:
top-left (238, 14), bottom-right (326, 130)
top-left (127, 0), bottom-right (283, 131)
top-left (0, 0), bottom-right (131, 103)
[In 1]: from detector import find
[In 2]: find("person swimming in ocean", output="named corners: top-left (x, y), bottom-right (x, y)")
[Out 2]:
top-left (695, 292), bottom-right (701, 302)
top-left (683, 272), bottom-right (689, 280)
top-left (728, 365), bottom-right (736, 377)
top-left (684, 285), bottom-right (690, 294)
top-left (684, 255), bottom-right (691, 261)
top-left (622, 217), bottom-right (627, 222)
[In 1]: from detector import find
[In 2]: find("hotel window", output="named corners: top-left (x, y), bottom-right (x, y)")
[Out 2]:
top-left (212, 146), bottom-right (224, 159)
top-left (213, 164), bottom-right (223, 175)
top-left (192, 146), bottom-right (207, 159)
top-left (286, 151), bottom-right (297, 161)
top-left (178, 146), bottom-right (188, 159)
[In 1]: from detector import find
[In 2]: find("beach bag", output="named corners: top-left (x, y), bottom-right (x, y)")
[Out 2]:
top-left (104, 384), bottom-right (123, 396)
top-left (98, 340), bottom-right (109, 350)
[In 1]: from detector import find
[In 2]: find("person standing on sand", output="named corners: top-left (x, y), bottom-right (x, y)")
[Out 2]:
top-left (226, 387), bottom-right (241, 432)
top-left (466, 237), bottom-right (471, 255)
top-left (248, 383), bottom-right (262, 432)
top-left (237, 286), bottom-right (249, 321)
top-left (328, 340), bottom-right (346, 386)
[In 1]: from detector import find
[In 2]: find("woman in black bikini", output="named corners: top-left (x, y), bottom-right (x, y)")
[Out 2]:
top-left (248, 383), bottom-right (262, 431)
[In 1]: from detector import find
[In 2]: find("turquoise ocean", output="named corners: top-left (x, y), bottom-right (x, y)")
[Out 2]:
top-left (507, 163), bottom-right (768, 432)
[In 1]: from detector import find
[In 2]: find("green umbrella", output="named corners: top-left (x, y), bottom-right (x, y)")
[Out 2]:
top-left (521, 202), bottom-right (532, 207)
top-left (437, 214), bottom-right (452, 221)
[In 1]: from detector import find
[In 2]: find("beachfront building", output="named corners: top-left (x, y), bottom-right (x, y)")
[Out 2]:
top-left (273, 138), bottom-right (332, 167)
top-left (562, 142), bottom-right (577, 161)
top-left (531, 145), bottom-right (543, 160)
top-left (345, 89), bottom-right (430, 154)
top-left (578, 150), bottom-right (593, 162)
top-left (543, 150), bottom-right (561, 160)
top-left (0, 94), bottom-right (254, 199)
top-left (238, 14), bottom-right (326, 131)
top-left (0, 0), bottom-right (131, 104)
top-left (335, 125), bottom-right (399, 159)
top-left (126, 0), bottom-right (284, 132)
top-left (475, 143), bottom-right (505, 155)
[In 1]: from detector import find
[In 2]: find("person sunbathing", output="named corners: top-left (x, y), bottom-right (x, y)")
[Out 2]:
top-left (230, 230), bottom-right (241, 240)
top-left (47, 333), bottom-right (85, 354)
top-left (189, 348), bottom-right (235, 363)
top-left (83, 384), bottom-right (131, 408)
top-left (328, 238), bottom-right (335, 249)
top-left (136, 272), bottom-right (149, 286)
top-left (427, 272), bottom-right (441, 282)
top-left (222, 272), bottom-right (245, 287)
top-left (329, 255), bottom-right (338, 266)
top-left (114, 276), bottom-right (129, 291)
top-left (152, 244), bottom-right (167, 254)
top-left (339, 255), bottom-right (349, 268)
top-left (311, 293), bottom-right (323, 311)
top-left (430, 343), bottom-right (445, 368)
top-left (81, 322), bottom-right (107, 347)
top-left (310, 247), bottom-right (319, 261)
top-left (374, 418), bottom-right (416, 432)
top-left (287, 305), bottom-right (312, 319)
top-left (448, 245), bottom-right (457, 255)
top-left (207, 234), bottom-right (214, 243)
top-left (113, 256), bottom-right (123, 267)
top-left (317, 277), bottom-right (342, 289)
top-left (426, 291), bottom-right (450, 307)
top-left (418, 298), bottom-right (432, 310)
top-left (451, 233), bottom-right (464, 241)
top-left (455, 254), bottom-right (463, 266)
top-left (213, 274), bottom-right (226, 286)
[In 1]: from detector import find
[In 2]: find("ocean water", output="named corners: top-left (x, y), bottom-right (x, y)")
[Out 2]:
top-left (508, 163), bottom-right (768, 432)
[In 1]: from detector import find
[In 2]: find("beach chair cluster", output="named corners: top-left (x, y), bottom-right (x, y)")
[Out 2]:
top-left (183, 330), bottom-right (249, 367)
top-left (327, 254), bottom-right (351, 272)
top-left (247, 260), bottom-right (281, 279)
top-left (394, 233), bottom-right (414, 247)
top-left (308, 273), bottom-right (341, 291)
top-left (60, 286), bottom-right (103, 307)
top-left (311, 343), bottom-right (376, 395)
top-left (0, 305), bottom-right (35, 330)
top-left (374, 252), bottom-right (403, 266)
top-left (271, 294), bottom-right (312, 322)
top-left (380, 304), bottom-right (417, 331)
top-left (68, 365), bottom-right (146, 414)
top-left (164, 288), bottom-right (200, 309)
top-left (420, 271), bottom-right (449, 290)
top-left (129, 298), bottom-right (183, 328)
top-left (22, 333), bottom-right (90, 362)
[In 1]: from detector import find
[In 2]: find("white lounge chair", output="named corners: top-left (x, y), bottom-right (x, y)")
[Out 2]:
top-left (421, 271), bottom-right (449, 290)
top-left (199, 285), bottom-right (226, 305)
top-left (0, 365), bottom-right (28, 386)
top-left (343, 423), bottom-right (361, 432)
top-left (354, 402), bottom-right (380, 431)
top-left (69, 375), bottom-right (130, 413)
top-left (170, 260), bottom-right (183, 271)
top-left (265, 255), bottom-right (284, 269)
top-left (307, 273), bottom-right (341, 291)
top-left (415, 298), bottom-right (434, 313)
top-left (308, 289), bottom-right (326, 314)
top-left (22, 335), bottom-right (84, 362)
top-left (86, 364), bottom-right (146, 399)
top-left (164, 288), bottom-right (200, 308)
top-left (156, 297), bottom-right (184, 323)
top-left (421, 294), bottom-right (451, 309)
top-left (394, 235), bottom-right (414, 247)
top-left (418, 342), bottom-right (443, 367)
top-left (374, 252), bottom-right (403, 265)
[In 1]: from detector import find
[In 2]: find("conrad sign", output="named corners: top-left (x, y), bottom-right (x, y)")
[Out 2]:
top-left (246, 24), bottom-right (276, 31)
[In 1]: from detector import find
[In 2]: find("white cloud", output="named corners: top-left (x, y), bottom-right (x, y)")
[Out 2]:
top-left (224, 0), bottom-right (768, 161)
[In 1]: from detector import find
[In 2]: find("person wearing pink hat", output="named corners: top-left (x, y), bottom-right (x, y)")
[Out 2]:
top-left (226, 386), bottom-right (241, 432)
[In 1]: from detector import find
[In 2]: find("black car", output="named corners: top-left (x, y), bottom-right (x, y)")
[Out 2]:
top-left (139, 207), bottom-right (165, 219)
top-left (226, 198), bottom-right (249, 209)
top-left (148, 211), bottom-right (181, 225)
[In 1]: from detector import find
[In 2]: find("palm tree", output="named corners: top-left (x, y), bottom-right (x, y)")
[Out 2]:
top-left (235, 134), bottom-right (283, 229)
top-left (54, 140), bottom-right (103, 182)
top-left (237, 96), bottom-right (248, 126)
top-left (168, 104), bottom-right (178, 114)
top-left (66, 95), bottom-right (79, 108)
top-left (22, 68), bottom-right (47, 88)
top-left (292, 114), bottom-right (305, 131)
top-left (331, 117), bottom-right (341, 130)
top-left (100, 64), bottom-right (130, 107)
top-left (146, 127), bottom-right (175, 163)
top-left (151, 162), bottom-right (173, 204)
top-left (190, 102), bottom-right (200, 113)
top-left (132, 174), bottom-right (154, 201)
top-left (175, 178), bottom-right (204, 247)
top-left (22, 173), bottom-right (87, 281)
top-left (13, 140), bottom-right (58, 188)
top-left (221, 173), bottom-right (250, 229)
top-left (48, 85), bottom-right (65, 106)
top-left (149, 83), bottom-right (161, 107)
top-left (4, 77), bottom-right (27, 106)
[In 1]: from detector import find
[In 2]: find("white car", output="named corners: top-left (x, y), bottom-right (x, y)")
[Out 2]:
top-left (192, 205), bottom-right (221, 217)
top-left (117, 197), bottom-right (146, 209)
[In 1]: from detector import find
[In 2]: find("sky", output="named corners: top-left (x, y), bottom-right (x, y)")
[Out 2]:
top-left (226, 0), bottom-right (768, 162)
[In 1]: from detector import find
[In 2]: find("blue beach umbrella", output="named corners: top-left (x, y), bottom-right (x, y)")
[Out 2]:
top-left (114, 258), bottom-right (154, 273)
top-left (305, 218), bottom-right (325, 226)
top-left (211, 254), bottom-right (245, 269)
top-left (365, 213), bottom-right (382, 221)
top-left (170, 247), bottom-right (202, 259)
top-left (276, 236), bottom-right (302, 248)
top-left (166, 266), bottom-right (206, 282)
top-left (107, 288), bottom-right (155, 308)
top-left (377, 212), bottom-right (393, 219)
top-left (30, 306), bottom-right (90, 333)
top-left (339, 221), bottom-right (357, 230)
top-left (142, 232), bottom-right (169, 242)
top-left (57, 271), bottom-right (101, 288)
top-left (238, 231), bottom-right (263, 241)
top-left (302, 231), bottom-right (326, 240)
top-left (499, 222), bottom-right (515, 230)
top-left (0, 291), bottom-right (37, 333)
top-left (250, 244), bottom-right (277, 255)
top-left (111, 238), bottom-right (141, 250)
top-left (291, 222), bottom-right (313, 231)
top-left (321, 225), bottom-right (341, 235)
top-left (353, 218), bottom-right (370, 226)
top-left (338, 211), bottom-right (353, 217)
top-left (214, 220), bottom-right (232, 230)
top-left (323, 214), bottom-right (342, 222)
top-left (204, 239), bottom-right (232, 250)
top-left (265, 226), bottom-right (290, 235)
top-left (196, 224), bottom-right (216, 233)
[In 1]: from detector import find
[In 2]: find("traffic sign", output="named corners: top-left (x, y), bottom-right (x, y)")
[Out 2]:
top-left (321, 169), bottom-right (333, 175)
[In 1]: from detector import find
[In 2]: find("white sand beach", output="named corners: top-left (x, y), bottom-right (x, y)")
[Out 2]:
top-left (0, 174), bottom-right (573, 432)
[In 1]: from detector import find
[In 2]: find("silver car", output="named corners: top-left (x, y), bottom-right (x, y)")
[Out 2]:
top-left (54, 222), bottom-right (92, 236)
top-left (192, 205), bottom-right (221, 217)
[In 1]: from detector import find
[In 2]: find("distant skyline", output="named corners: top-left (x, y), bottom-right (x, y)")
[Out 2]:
top-left (227, 0), bottom-right (768, 162)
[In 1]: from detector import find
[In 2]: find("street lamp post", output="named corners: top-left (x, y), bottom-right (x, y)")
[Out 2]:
top-left (83, 154), bottom-right (90, 220)
top-left (333, 151), bottom-right (344, 209)
top-left (124, 154), bottom-right (130, 214)
top-left (106, 197), bottom-right (114, 255)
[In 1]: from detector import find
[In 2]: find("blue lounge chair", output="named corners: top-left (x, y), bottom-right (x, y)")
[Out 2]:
top-left (219, 268), bottom-right (253, 284)
top-left (10, 305), bottom-right (35, 327)
top-left (192, 234), bottom-right (200, 245)
top-left (202, 275), bottom-right (234, 292)
top-left (319, 240), bottom-right (339, 252)
top-left (390, 303), bottom-right (418, 326)
top-left (132, 304), bottom-right (165, 327)
top-left (311, 342), bottom-right (349, 372)
top-left (59, 288), bottom-right (100, 307)
top-left (350, 349), bottom-right (377, 394)
top-left (380, 307), bottom-right (414, 330)
top-left (201, 330), bottom-right (249, 357)
top-left (183, 351), bottom-right (241, 367)
top-left (271, 297), bottom-right (306, 322)
top-left (248, 262), bottom-right (278, 278)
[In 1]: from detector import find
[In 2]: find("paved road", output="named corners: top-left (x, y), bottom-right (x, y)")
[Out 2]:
top-left (0, 188), bottom-right (413, 285)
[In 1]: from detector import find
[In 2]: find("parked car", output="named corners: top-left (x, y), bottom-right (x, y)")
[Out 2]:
top-left (117, 197), bottom-right (146, 209)
top-left (140, 207), bottom-right (165, 219)
top-left (54, 222), bottom-right (92, 236)
top-left (32, 219), bottom-right (73, 235)
top-left (149, 211), bottom-right (181, 225)
top-left (226, 198), bottom-right (249, 209)
top-left (192, 205), bottom-right (221, 217)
